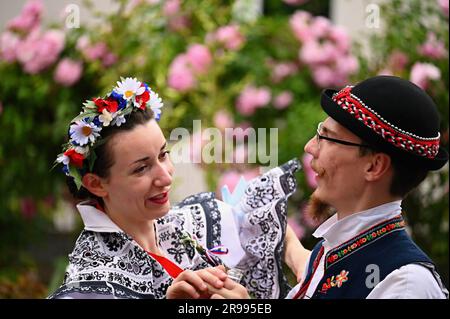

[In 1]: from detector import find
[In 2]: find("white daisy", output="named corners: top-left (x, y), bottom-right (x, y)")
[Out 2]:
top-left (75, 145), bottom-right (90, 155)
top-left (56, 153), bottom-right (70, 165)
top-left (111, 114), bottom-right (126, 127)
top-left (148, 89), bottom-right (163, 120)
top-left (99, 109), bottom-right (114, 126)
top-left (114, 77), bottom-right (145, 100)
top-left (69, 121), bottom-right (102, 146)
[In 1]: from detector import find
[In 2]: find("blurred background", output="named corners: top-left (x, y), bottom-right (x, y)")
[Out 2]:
top-left (0, 0), bottom-right (448, 298)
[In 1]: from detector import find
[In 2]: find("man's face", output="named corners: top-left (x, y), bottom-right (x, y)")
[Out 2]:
top-left (303, 117), bottom-right (369, 220)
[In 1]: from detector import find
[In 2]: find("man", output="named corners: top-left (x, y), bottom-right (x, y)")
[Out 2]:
top-left (167, 75), bottom-right (449, 299)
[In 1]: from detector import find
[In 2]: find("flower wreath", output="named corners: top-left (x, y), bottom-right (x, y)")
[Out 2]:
top-left (55, 77), bottom-right (164, 189)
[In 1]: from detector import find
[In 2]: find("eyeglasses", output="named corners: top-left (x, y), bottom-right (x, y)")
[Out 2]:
top-left (316, 122), bottom-right (371, 149)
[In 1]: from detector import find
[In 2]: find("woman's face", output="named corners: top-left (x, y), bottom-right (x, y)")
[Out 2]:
top-left (101, 119), bottom-right (174, 224)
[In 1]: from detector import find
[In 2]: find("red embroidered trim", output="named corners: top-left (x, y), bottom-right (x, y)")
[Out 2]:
top-left (332, 87), bottom-right (440, 159)
top-left (292, 246), bottom-right (324, 299)
top-left (325, 215), bottom-right (405, 269)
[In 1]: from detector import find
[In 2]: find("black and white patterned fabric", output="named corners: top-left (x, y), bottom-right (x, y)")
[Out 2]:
top-left (48, 159), bottom-right (300, 299)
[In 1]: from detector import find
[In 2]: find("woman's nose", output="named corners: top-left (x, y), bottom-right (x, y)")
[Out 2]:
top-left (153, 162), bottom-right (173, 188)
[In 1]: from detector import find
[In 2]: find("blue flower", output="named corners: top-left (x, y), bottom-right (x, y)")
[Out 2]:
top-left (110, 90), bottom-right (128, 110)
top-left (62, 165), bottom-right (69, 175)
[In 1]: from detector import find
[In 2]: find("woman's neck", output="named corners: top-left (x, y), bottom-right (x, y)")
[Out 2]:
top-left (104, 207), bottom-right (162, 255)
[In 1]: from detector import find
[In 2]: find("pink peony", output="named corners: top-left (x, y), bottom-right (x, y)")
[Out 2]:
top-left (54, 58), bottom-right (83, 87)
top-left (16, 29), bottom-right (65, 74)
top-left (168, 54), bottom-right (196, 92)
top-left (7, 0), bottom-right (43, 33)
top-left (186, 44), bottom-right (212, 75)
top-left (418, 32), bottom-right (447, 59)
top-left (214, 25), bottom-right (245, 51)
top-left (273, 91), bottom-right (293, 110)
top-left (213, 110), bottom-right (234, 131)
top-left (0, 31), bottom-right (20, 62)
top-left (410, 62), bottom-right (441, 90)
top-left (236, 86), bottom-right (271, 116)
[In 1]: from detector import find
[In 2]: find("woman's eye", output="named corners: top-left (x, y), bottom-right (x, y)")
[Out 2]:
top-left (134, 166), bottom-right (147, 174)
top-left (159, 150), bottom-right (170, 159)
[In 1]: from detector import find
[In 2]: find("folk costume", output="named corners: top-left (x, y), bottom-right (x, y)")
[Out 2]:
top-left (289, 76), bottom-right (449, 299)
top-left (50, 77), bottom-right (301, 299)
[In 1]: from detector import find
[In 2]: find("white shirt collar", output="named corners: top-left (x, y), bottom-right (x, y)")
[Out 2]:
top-left (77, 202), bottom-right (123, 233)
top-left (312, 200), bottom-right (403, 249)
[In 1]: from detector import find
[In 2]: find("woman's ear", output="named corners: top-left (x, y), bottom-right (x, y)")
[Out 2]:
top-left (82, 173), bottom-right (108, 197)
top-left (364, 152), bottom-right (392, 182)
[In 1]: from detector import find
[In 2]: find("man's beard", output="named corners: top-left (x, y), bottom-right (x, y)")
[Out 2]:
top-left (305, 193), bottom-right (335, 225)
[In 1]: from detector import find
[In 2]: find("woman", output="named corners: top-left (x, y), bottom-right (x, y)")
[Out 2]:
top-left (48, 77), bottom-right (309, 299)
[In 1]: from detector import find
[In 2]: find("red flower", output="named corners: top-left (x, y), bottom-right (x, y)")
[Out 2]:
top-left (94, 97), bottom-right (119, 114)
top-left (64, 149), bottom-right (85, 168)
top-left (136, 89), bottom-right (150, 110)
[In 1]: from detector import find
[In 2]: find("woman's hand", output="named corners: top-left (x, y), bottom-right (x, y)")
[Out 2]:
top-left (166, 266), bottom-right (228, 299)
top-left (208, 277), bottom-right (250, 299)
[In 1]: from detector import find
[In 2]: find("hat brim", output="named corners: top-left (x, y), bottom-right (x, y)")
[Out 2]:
top-left (320, 89), bottom-right (448, 171)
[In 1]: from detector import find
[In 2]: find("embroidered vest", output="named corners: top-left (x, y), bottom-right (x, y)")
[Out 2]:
top-left (296, 215), bottom-right (440, 299)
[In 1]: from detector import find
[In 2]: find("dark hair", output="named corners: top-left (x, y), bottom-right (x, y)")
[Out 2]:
top-left (359, 147), bottom-right (428, 197)
top-left (66, 109), bottom-right (154, 203)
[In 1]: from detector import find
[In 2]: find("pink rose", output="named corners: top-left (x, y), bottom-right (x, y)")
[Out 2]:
top-left (300, 41), bottom-right (337, 65)
top-left (417, 32), bottom-right (447, 59)
top-left (54, 58), bottom-right (83, 87)
top-left (7, 0), bottom-right (43, 33)
top-left (388, 50), bottom-right (409, 71)
top-left (0, 31), bottom-right (20, 62)
top-left (17, 29), bottom-right (65, 74)
top-left (310, 16), bottom-right (331, 39)
top-left (163, 0), bottom-right (180, 16)
top-left (273, 91), bottom-right (293, 110)
top-left (236, 86), bottom-right (271, 116)
top-left (213, 110), bottom-right (234, 131)
top-left (168, 54), bottom-right (196, 92)
top-left (410, 62), bottom-right (441, 90)
top-left (438, 0), bottom-right (449, 17)
top-left (270, 61), bottom-right (298, 83)
top-left (186, 44), bottom-right (212, 75)
top-left (214, 25), bottom-right (245, 51)
top-left (289, 11), bottom-right (314, 43)
top-left (311, 66), bottom-right (337, 89)
top-left (83, 42), bottom-right (108, 61)
top-left (329, 25), bottom-right (351, 53)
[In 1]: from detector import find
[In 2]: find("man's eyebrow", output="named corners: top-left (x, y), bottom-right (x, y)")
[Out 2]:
top-left (322, 124), bottom-right (339, 137)
top-left (160, 142), bottom-right (167, 151)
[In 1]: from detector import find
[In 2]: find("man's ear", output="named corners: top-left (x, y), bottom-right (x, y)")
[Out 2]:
top-left (82, 173), bottom-right (108, 197)
top-left (364, 152), bottom-right (392, 182)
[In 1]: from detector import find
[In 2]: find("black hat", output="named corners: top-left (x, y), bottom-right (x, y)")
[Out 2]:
top-left (320, 75), bottom-right (448, 171)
